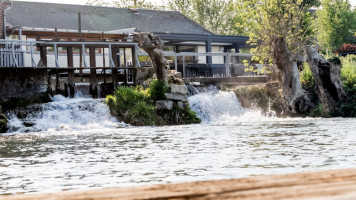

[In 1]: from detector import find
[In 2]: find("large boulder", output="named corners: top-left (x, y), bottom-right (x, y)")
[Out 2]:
top-left (0, 114), bottom-right (7, 133)
top-left (156, 100), bottom-right (173, 110)
top-left (165, 93), bottom-right (188, 102)
top-left (170, 84), bottom-right (188, 95)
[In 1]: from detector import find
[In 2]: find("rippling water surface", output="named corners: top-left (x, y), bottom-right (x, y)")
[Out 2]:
top-left (1, 92), bottom-right (356, 194)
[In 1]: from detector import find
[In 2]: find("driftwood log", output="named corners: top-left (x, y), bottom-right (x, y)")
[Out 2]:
top-left (304, 45), bottom-right (346, 115)
top-left (2, 168), bottom-right (356, 200)
top-left (134, 32), bottom-right (167, 81)
top-left (272, 37), bottom-right (312, 113)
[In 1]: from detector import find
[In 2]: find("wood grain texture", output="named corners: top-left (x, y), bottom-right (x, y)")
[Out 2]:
top-left (1, 168), bottom-right (356, 200)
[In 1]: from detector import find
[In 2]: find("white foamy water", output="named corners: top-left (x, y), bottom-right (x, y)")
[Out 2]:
top-left (7, 95), bottom-right (121, 133)
top-left (189, 87), bottom-right (265, 124)
top-left (1, 90), bottom-right (356, 194)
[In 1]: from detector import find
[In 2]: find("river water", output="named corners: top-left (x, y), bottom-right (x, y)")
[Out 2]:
top-left (1, 90), bottom-right (356, 194)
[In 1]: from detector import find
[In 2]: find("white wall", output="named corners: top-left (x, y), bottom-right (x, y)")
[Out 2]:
top-left (196, 46), bottom-right (206, 64)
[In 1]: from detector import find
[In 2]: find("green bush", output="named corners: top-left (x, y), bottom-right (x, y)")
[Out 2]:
top-left (300, 62), bottom-right (315, 91)
top-left (0, 114), bottom-right (7, 133)
top-left (149, 80), bottom-right (169, 102)
top-left (128, 101), bottom-right (157, 126)
top-left (106, 80), bottom-right (201, 126)
top-left (340, 55), bottom-right (356, 117)
top-left (114, 86), bottom-right (147, 111)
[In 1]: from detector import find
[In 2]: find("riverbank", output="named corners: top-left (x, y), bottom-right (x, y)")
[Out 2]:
top-left (1, 168), bottom-right (356, 200)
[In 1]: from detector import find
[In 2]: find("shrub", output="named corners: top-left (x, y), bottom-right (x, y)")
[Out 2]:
top-left (106, 80), bottom-right (201, 126)
top-left (128, 101), bottom-right (157, 126)
top-left (149, 80), bottom-right (169, 102)
top-left (300, 62), bottom-right (315, 91)
top-left (340, 55), bottom-right (356, 117)
top-left (114, 86), bottom-right (147, 112)
top-left (0, 114), bottom-right (7, 133)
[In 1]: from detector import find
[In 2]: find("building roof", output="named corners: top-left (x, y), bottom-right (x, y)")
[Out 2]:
top-left (7, 1), bottom-right (213, 35)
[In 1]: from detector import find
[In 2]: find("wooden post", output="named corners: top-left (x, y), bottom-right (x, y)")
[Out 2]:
top-left (67, 47), bottom-right (75, 98)
top-left (132, 46), bottom-right (137, 85)
top-left (111, 46), bottom-right (118, 89)
top-left (39, 46), bottom-right (47, 67)
top-left (79, 46), bottom-right (83, 77)
top-left (205, 35), bottom-right (212, 64)
top-left (103, 47), bottom-right (106, 84)
top-left (89, 47), bottom-right (97, 98)
top-left (56, 69), bottom-right (60, 95)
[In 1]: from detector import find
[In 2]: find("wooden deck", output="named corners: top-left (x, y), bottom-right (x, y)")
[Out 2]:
top-left (1, 168), bottom-right (356, 200)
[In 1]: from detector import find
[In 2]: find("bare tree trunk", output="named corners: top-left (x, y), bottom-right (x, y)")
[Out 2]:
top-left (273, 37), bottom-right (312, 113)
top-left (304, 45), bottom-right (345, 115)
top-left (134, 32), bottom-right (167, 82)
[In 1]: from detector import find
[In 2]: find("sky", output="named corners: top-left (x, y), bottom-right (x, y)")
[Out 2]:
top-left (12, 0), bottom-right (356, 7)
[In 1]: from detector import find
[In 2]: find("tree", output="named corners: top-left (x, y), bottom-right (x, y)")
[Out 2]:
top-left (315, 0), bottom-right (356, 53)
top-left (168, 0), bottom-right (236, 35)
top-left (245, 0), bottom-right (317, 113)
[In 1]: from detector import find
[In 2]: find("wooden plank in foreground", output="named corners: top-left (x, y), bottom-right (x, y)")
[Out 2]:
top-left (2, 168), bottom-right (356, 200)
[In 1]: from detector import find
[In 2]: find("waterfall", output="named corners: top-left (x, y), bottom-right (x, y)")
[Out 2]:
top-left (7, 95), bottom-right (125, 133)
top-left (188, 86), bottom-right (264, 124)
top-left (74, 83), bottom-right (91, 98)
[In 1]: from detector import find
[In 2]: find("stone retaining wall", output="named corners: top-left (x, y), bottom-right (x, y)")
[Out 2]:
top-left (0, 68), bottom-right (48, 100)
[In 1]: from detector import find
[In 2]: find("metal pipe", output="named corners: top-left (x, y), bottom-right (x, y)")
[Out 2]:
top-left (54, 43), bottom-right (60, 68)
top-left (82, 43), bottom-right (88, 68)
top-left (11, 41), bottom-right (18, 67)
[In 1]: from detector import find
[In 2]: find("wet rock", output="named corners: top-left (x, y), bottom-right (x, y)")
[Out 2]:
top-left (156, 100), bottom-right (173, 110)
top-left (178, 101), bottom-right (184, 109)
top-left (165, 93), bottom-right (188, 102)
top-left (170, 85), bottom-right (188, 95)
top-left (0, 114), bottom-right (7, 133)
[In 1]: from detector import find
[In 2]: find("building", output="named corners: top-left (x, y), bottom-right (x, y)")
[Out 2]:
top-left (1, 1), bottom-right (251, 77)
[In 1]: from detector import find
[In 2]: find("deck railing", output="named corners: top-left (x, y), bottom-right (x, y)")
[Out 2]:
top-left (0, 39), bottom-right (141, 69)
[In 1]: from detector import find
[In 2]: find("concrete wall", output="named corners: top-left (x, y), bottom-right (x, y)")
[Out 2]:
top-left (0, 68), bottom-right (48, 100)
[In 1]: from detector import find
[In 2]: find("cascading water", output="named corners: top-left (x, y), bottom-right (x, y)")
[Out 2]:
top-left (188, 86), bottom-right (264, 123)
top-left (7, 95), bottom-right (123, 133)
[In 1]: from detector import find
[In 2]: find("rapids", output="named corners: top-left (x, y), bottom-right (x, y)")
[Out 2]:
top-left (1, 90), bottom-right (356, 194)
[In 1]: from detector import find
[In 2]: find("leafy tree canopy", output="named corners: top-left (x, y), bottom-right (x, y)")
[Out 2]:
top-left (243, 0), bottom-right (315, 64)
top-left (314, 0), bottom-right (356, 53)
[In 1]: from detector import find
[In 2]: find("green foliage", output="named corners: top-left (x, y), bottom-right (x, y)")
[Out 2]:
top-left (128, 101), bottom-right (157, 126)
top-left (309, 102), bottom-right (330, 117)
top-left (314, 0), bottom-right (356, 53)
top-left (106, 81), bottom-right (200, 126)
top-left (168, 0), bottom-right (236, 35)
top-left (340, 55), bottom-right (356, 88)
top-left (245, 0), bottom-right (315, 64)
top-left (234, 84), bottom-right (284, 116)
top-left (149, 80), bottom-right (169, 102)
top-left (106, 95), bottom-right (117, 116)
top-left (0, 114), bottom-right (7, 133)
top-left (114, 86), bottom-right (148, 112)
top-left (327, 56), bottom-right (342, 65)
top-left (106, 86), bottom-right (154, 126)
top-left (300, 62), bottom-right (315, 91)
top-left (340, 55), bottom-right (356, 117)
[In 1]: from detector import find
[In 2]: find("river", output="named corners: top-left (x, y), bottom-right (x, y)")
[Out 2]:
top-left (1, 90), bottom-right (356, 194)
